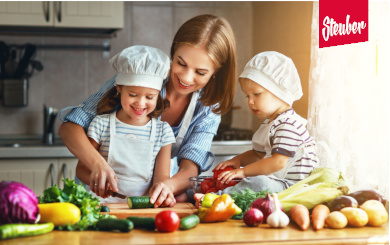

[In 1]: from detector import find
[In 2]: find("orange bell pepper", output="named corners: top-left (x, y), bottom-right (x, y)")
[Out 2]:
top-left (197, 194), bottom-right (236, 222)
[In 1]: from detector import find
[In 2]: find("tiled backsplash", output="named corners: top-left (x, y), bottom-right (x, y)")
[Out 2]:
top-left (0, 1), bottom-right (254, 135)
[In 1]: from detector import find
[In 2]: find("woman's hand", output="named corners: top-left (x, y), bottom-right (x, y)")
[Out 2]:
top-left (89, 164), bottom-right (118, 198)
top-left (217, 168), bottom-right (246, 183)
top-left (149, 182), bottom-right (176, 208)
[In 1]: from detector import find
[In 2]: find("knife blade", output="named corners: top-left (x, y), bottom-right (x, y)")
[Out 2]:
top-left (107, 190), bottom-right (127, 199)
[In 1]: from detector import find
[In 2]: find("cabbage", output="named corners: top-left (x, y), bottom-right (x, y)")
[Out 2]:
top-left (0, 181), bottom-right (39, 224)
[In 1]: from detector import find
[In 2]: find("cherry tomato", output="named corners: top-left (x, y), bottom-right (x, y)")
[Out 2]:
top-left (200, 177), bottom-right (216, 194)
top-left (213, 166), bottom-right (234, 180)
top-left (155, 210), bottom-right (180, 232)
top-left (216, 180), bottom-right (239, 191)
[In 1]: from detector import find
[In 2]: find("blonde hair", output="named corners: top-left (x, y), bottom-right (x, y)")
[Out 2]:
top-left (97, 86), bottom-right (169, 118)
top-left (238, 77), bottom-right (258, 90)
top-left (170, 14), bottom-right (237, 115)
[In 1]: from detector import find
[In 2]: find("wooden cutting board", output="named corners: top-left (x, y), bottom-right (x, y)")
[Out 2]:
top-left (102, 202), bottom-right (198, 219)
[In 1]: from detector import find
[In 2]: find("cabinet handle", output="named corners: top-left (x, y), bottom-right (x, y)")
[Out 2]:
top-left (45, 2), bottom-right (50, 22)
top-left (49, 163), bottom-right (54, 186)
top-left (62, 163), bottom-right (67, 179)
top-left (57, 2), bottom-right (62, 23)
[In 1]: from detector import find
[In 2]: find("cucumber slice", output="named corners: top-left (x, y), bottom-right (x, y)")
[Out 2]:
top-left (126, 216), bottom-right (155, 230)
top-left (127, 196), bottom-right (154, 209)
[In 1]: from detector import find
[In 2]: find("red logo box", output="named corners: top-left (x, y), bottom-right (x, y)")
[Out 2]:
top-left (320, 0), bottom-right (368, 48)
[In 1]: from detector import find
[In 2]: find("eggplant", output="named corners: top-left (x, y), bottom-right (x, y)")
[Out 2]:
top-left (330, 195), bottom-right (358, 211)
top-left (347, 189), bottom-right (387, 206)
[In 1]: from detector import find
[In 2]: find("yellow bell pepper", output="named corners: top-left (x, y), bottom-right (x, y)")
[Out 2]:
top-left (201, 193), bottom-right (242, 216)
top-left (197, 194), bottom-right (236, 222)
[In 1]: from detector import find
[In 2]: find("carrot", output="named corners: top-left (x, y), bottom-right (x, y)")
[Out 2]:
top-left (312, 204), bottom-right (330, 231)
top-left (289, 204), bottom-right (310, 230)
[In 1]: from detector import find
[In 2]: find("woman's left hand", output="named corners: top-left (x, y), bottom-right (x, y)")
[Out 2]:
top-left (149, 182), bottom-right (176, 208)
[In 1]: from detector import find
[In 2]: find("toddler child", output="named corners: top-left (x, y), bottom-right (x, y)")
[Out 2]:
top-left (213, 51), bottom-right (318, 195)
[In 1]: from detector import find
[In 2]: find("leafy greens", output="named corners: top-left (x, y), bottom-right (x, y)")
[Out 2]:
top-left (230, 188), bottom-right (269, 219)
top-left (38, 178), bottom-right (112, 231)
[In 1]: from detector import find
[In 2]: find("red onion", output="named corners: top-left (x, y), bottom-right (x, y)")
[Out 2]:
top-left (243, 208), bottom-right (264, 227)
top-left (250, 193), bottom-right (284, 223)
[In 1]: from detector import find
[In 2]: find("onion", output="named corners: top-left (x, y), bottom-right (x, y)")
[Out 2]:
top-left (250, 193), bottom-right (284, 223)
top-left (0, 181), bottom-right (39, 224)
top-left (243, 208), bottom-right (264, 227)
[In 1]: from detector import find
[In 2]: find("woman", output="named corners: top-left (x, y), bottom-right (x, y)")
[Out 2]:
top-left (59, 14), bottom-right (237, 207)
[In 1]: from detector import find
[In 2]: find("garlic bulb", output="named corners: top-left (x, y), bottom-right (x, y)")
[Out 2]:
top-left (266, 193), bottom-right (290, 228)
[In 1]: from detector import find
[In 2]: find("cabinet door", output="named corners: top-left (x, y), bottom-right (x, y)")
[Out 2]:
top-left (0, 1), bottom-right (52, 26)
top-left (0, 159), bottom-right (58, 196)
top-left (57, 158), bottom-right (78, 189)
top-left (53, 1), bottom-right (123, 28)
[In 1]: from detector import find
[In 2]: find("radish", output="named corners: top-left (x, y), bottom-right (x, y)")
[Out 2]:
top-left (243, 208), bottom-right (264, 227)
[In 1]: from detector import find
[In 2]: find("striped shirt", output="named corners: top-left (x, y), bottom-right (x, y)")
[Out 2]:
top-left (59, 74), bottom-right (220, 173)
top-left (256, 109), bottom-right (317, 183)
top-left (88, 114), bottom-right (175, 161)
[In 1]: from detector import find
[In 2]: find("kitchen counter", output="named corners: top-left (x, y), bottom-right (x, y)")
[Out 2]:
top-left (2, 221), bottom-right (388, 245)
top-left (0, 134), bottom-right (252, 158)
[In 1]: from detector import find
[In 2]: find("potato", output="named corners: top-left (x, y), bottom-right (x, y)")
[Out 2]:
top-left (360, 200), bottom-right (389, 227)
top-left (340, 207), bottom-right (368, 227)
top-left (325, 211), bottom-right (348, 229)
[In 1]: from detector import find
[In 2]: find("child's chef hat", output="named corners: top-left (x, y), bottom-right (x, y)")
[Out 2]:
top-left (109, 45), bottom-right (170, 91)
top-left (239, 51), bottom-right (303, 106)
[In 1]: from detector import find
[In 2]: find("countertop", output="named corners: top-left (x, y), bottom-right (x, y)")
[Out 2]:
top-left (0, 134), bottom-right (252, 158)
top-left (2, 221), bottom-right (388, 245)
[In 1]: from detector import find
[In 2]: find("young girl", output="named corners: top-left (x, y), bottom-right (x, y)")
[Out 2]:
top-left (76, 46), bottom-right (176, 204)
top-left (213, 51), bottom-right (318, 195)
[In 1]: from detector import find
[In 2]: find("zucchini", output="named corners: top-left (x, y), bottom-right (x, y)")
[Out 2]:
top-left (99, 205), bottom-right (110, 212)
top-left (126, 216), bottom-right (155, 230)
top-left (179, 214), bottom-right (200, 230)
top-left (0, 223), bottom-right (54, 240)
top-left (96, 218), bottom-right (133, 232)
top-left (127, 196), bottom-right (154, 209)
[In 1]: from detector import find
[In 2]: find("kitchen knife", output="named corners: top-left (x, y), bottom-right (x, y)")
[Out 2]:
top-left (107, 190), bottom-right (127, 199)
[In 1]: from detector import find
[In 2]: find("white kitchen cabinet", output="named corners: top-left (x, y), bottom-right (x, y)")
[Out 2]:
top-left (0, 158), bottom-right (78, 196)
top-left (0, 1), bottom-right (123, 29)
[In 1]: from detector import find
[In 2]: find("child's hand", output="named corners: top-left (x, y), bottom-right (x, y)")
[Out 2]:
top-left (218, 168), bottom-right (246, 183)
top-left (214, 159), bottom-right (240, 171)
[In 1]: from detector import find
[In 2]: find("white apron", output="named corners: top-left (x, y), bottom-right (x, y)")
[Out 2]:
top-left (252, 114), bottom-right (303, 180)
top-left (169, 92), bottom-right (198, 176)
top-left (97, 112), bottom-right (156, 203)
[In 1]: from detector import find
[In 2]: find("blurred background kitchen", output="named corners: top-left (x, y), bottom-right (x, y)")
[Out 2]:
top-left (0, 1), bottom-right (389, 199)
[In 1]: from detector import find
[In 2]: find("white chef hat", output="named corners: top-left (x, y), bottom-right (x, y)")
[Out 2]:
top-left (109, 45), bottom-right (170, 91)
top-left (239, 51), bottom-right (303, 106)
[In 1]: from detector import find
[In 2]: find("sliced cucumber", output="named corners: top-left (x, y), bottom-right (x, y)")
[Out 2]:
top-left (126, 216), bottom-right (155, 230)
top-left (179, 214), bottom-right (200, 230)
top-left (127, 196), bottom-right (154, 209)
top-left (96, 218), bottom-right (133, 232)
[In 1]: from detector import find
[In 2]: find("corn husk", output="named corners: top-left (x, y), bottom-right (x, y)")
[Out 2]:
top-left (278, 168), bottom-right (348, 212)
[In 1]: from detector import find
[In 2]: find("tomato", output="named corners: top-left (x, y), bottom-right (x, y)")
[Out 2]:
top-left (212, 166), bottom-right (234, 180)
top-left (155, 210), bottom-right (180, 232)
top-left (200, 177), bottom-right (216, 194)
top-left (216, 180), bottom-right (239, 191)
